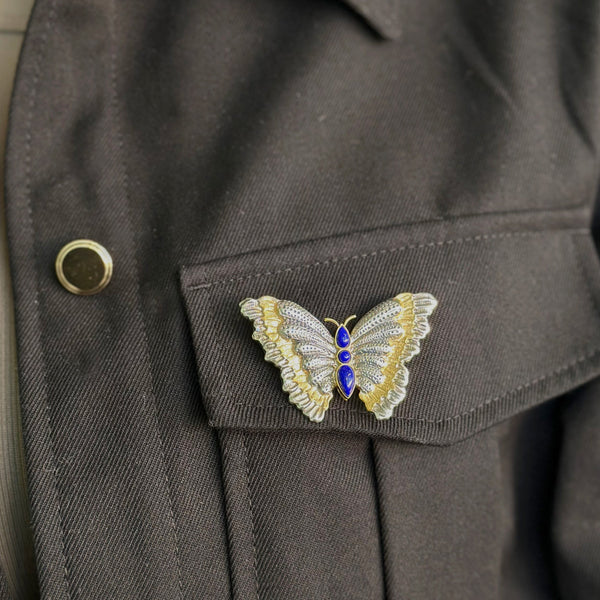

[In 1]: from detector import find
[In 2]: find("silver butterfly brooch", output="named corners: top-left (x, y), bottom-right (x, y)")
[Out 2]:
top-left (240, 293), bottom-right (437, 422)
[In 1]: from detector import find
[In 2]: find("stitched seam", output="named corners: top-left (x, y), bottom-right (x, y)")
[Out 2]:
top-left (570, 235), bottom-right (600, 321)
top-left (109, 4), bottom-right (183, 597)
top-left (370, 440), bottom-right (389, 600)
top-left (242, 435), bottom-right (259, 600)
top-left (188, 229), bottom-right (589, 290)
top-left (24, 1), bottom-right (72, 597)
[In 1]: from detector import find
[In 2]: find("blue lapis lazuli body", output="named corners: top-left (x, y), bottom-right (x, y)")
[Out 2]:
top-left (338, 350), bottom-right (351, 363)
top-left (335, 325), bottom-right (351, 348)
top-left (337, 365), bottom-right (356, 398)
top-left (334, 324), bottom-right (355, 397)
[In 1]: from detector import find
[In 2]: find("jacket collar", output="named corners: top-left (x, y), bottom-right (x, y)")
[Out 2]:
top-left (341, 0), bottom-right (402, 39)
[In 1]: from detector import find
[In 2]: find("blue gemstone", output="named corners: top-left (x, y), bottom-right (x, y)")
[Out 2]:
top-left (337, 365), bottom-right (356, 398)
top-left (338, 350), bottom-right (351, 363)
top-left (336, 326), bottom-right (351, 348)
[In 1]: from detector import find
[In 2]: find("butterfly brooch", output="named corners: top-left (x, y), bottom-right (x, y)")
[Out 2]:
top-left (240, 293), bottom-right (437, 422)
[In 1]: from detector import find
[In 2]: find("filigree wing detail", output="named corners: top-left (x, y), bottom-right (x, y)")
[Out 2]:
top-left (240, 296), bottom-right (337, 422)
top-left (352, 293), bottom-right (437, 420)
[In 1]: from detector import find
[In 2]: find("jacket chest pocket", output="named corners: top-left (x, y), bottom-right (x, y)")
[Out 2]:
top-left (180, 220), bottom-right (600, 599)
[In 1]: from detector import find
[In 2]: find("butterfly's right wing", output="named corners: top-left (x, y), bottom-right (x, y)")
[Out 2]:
top-left (240, 296), bottom-right (337, 422)
top-left (352, 293), bottom-right (437, 420)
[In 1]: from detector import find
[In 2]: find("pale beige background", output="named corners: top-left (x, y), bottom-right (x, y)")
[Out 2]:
top-left (1, 1), bottom-right (38, 599)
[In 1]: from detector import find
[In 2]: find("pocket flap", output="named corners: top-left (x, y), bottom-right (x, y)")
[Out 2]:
top-left (180, 219), bottom-right (600, 444)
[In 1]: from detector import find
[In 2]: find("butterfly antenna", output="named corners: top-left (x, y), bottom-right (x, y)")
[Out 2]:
top-left (343, 315), bottom-right (357, 327)
top-left (324, 317), bottom-right (340, 327)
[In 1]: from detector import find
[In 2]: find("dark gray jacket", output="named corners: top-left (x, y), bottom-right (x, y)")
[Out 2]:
top-left (3, 0), bottom-right (600, 597)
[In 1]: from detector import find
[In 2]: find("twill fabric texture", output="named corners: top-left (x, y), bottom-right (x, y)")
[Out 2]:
top-left (3, 0), bottom-right (600, 599)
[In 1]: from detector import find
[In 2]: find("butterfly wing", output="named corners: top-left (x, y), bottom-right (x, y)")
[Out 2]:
top-left (352, 293), bottom-right (437, 420)
top-left (240, 296), bottom-right (337, 422)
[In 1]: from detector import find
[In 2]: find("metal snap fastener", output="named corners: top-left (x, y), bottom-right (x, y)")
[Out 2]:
top-left (55, 239), bottom-right (113, 295)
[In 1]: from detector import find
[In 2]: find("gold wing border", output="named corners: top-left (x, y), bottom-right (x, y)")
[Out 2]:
top-left (358, 293), bottom-right (437, 420)
top-left (240, 296), bottom-right (333, 422)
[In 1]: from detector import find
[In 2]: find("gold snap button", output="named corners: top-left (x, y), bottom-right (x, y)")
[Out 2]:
top-left (55, 240), bottom-right (113, 295)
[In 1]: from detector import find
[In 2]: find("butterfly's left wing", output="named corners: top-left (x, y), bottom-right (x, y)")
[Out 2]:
top-left (240, 296), bottom-right (337, 422)
top-left (352, 293), bottom-right (437, 420)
